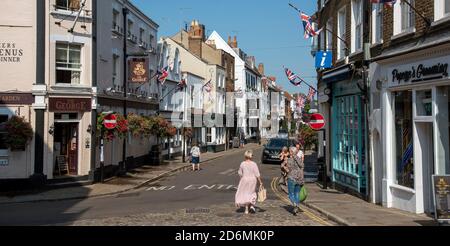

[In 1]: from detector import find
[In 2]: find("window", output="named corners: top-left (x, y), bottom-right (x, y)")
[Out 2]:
top-left (139, 28), bottom-right (145, 43)
top-left (351, 0), bottom-right (363, 52)
top-left (436, 86), bottom-right (450, 175)
top-left (372, 3), bottom-right (383, 44)
top-left (394, 91), bottom-right (414, 189)
top-left (435, 0), bottom-right (450, 21)
top-left (337, 7), bottom-right (347, 59)
top-left (112, 54), bottom-right (119, 86)
top-left (416, 90), bottom-right (432, 116)
top-left (447, 0), bottom-right (450, 14)
top-left (113, 10), bottom-right (119, 29)
top-left (401, 0), bottom-right (415, 32)
top-left (55, 0), bottom-right (80, 11)
top-left (206, 128), bottom-right (212, 143)
top-left (326, 20), bottom-right (333, 51)
top-left (56, 43), bottom-right (81, 84)
top-left (0, 114), bottom-right (9, 153)
top-left (127, 20), bottom-right (133, 38)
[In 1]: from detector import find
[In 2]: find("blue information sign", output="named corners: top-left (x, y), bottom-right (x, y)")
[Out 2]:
top-left (315, 51), bottom-right (333, 69)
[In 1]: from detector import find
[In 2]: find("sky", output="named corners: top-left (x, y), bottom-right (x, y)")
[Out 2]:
top-left (131, 0), bottom-right (318, 95)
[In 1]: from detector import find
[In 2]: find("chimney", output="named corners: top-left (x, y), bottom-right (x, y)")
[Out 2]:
top-left (258, 63), bottom-right (265, 75)
top-left (228, 36), bottom-right (232, 46)
top-left (187, 19), bottom-right (205, 57)
top-left (231, 36), bottom-right (238, 48)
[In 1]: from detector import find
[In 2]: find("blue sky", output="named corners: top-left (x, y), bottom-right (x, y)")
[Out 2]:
top-left (131, 0), bottom-right (318, 94)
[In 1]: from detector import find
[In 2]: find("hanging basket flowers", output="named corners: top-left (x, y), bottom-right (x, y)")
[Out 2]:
top-left (2, 116), bottom-right (33, 151)
top-left (127, 113), bottom-right (145, 137)
top-left (97, 113), bottom-right (129, 141)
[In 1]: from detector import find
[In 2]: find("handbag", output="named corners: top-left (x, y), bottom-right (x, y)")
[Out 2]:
top-left (299, 185), bottom-right (308, 203)
top-left (257, 185), bottom-right (267, 203)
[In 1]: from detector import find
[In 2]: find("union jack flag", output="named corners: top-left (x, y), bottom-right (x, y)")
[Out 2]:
top-left (370, 0), bottom-right (396, 7)
top-left (285, 68), bottom-right (303, 87)
top-left (297, 95), bottom-right (305, 112)
top-left (157, 67), bottom-right (169, 85)
top-left (203, 80), bottom-right (212, 93)
top-left (307, 87), bottom-right (316, 102)
top-left (176, 79), bottom-right (187, 92)
top-left (301, 13), bottom-right (323, 39)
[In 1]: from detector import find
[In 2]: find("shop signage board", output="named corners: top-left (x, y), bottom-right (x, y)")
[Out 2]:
top-left (0, 93), bottom-right (33, 105)
top-left (389, 55), bottom-right (449, 87)
top-left (433, 175), bottom-right (450, 223)
top-left (128, 58), bottom-right (149, 83)
top-left (49, 98), bottom-right (92, 112)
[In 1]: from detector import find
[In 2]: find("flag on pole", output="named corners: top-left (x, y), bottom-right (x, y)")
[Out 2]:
top-left (157, 67), bottom-right (169, 85)
top-left (297, 95), bottom-right (305, 113)
top-left (307, 87), bottom-right (316, 102)
top-left (203, 80), bottom-right (212, 93)
top-left (285, 67), bottom-right (303, 87)
top-left (370, 0), bottom-right (396, 7)
top-left (301, 13), bottom-right (323, 39)
top-left (176, 78), bottom-right (187, 92)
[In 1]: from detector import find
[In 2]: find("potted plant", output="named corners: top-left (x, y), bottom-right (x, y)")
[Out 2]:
top-left (3, 116), bottom-right (33, 151)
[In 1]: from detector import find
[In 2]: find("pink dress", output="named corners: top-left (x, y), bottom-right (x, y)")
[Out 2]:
top-left (235, 161), bottom-right (261, 207)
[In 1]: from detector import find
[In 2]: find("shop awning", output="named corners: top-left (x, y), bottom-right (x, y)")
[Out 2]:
top-left (322, 64), bottom-right (354, 84)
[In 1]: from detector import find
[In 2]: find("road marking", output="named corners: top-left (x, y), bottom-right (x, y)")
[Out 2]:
top-left (146, 186), bottom-right (176, 191)
top-left (220, 169), bottom-right (236, 175)
top-left (146, 184), bottom-right (238, 191)
top-left (270, 178), bottom-right (333, 226)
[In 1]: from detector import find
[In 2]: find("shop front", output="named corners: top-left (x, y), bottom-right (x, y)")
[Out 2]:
top-left (323, 63), bottom-right (369, 197)
top-left (373, 47), bottom-right (450, 214)
top-left (47, 97), bottom-right (92, 179)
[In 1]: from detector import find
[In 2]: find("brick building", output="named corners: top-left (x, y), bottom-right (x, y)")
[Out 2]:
top-left (316, 0), bottom-right (450, 215)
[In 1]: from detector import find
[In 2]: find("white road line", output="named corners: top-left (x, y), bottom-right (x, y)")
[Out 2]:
top-left (219, 169), bottom-right (236, 175)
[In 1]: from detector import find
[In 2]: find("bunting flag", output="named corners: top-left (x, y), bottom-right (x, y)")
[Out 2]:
top-left (370, 0), bottom-right (396, 7)
top-left (307, 87), bottom-right (316, 102)
top-left (203, 80), bottom-right (212, 93)
top-left (301, 13), bottom-right (323, 39)
top-left (297, 95), bottom-right (305, 113)
top-left (156, 67), bottom-right (169, 85)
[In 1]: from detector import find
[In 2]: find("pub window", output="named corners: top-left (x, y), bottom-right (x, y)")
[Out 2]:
top-left (56, 43), bottom-right (82, 84)
top-left (54, 113), bottom-right (78, 120)
top-left (394, 91), bottom-right (414, 189)
top-left (206, 128), bottom-right (212, 143)
top-left (113, 54), bottom-right (119, 87)
top-left (55, 0), bottom-right (81, 11)
top-left (0, 114), bottom-right (9, 152)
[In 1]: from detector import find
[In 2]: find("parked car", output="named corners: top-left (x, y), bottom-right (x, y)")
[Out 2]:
top-left (278, 129), bottom-right (289, 139)
top-left (262, 138), bottom-right (296, 164)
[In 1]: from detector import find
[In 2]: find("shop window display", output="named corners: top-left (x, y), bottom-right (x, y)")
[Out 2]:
top-left (394, 91), bottom-right (414, 188)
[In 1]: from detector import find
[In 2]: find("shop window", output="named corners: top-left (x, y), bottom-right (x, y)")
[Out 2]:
top-left (394, 91), bottom-right (414, 189)
top-left (416, 90), bottom-right (432, 116)
top-left (436, 86), bottom-right (450, 174)
top-left (0, 114), bottom-right (9, 152)
top-left (206, 128), bottom-right (212, 143)
top-left (55, 113), bottom-right (78, 120)
top-left (56, 43), bottom-right (82, 84)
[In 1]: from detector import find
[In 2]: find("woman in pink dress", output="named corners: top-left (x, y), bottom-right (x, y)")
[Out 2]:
top-left (235, 150), bottom-right (263, 214)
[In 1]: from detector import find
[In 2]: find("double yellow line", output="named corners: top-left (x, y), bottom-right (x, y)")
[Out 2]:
top-left (270, 177), bottom-right (333, 226)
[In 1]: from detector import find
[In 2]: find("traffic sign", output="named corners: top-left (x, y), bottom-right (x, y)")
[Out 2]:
top-left (309, 113), bottom-right (325, 131)
top-left (103, 113), bottom-right (117, 130)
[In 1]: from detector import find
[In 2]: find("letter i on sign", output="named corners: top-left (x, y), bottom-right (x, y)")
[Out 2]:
top-left (321, 53), bottom-right (327, 67)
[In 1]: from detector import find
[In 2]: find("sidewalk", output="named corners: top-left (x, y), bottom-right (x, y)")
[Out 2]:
top-left (280, 153), bottom-right (438, 226)
top-left (0, 144), bottom-right (261, 205)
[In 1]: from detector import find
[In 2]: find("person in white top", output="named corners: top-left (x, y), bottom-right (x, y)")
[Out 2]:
top-left (190, 142), bottom-right (201, 171)
top-left (296, 143), bottom-right (305, 163)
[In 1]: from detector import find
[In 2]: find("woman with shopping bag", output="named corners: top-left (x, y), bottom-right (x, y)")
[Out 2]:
top-left (235, 150), bottom-right (263, 214)
top-left (286, 147), bottom-right (305, 216)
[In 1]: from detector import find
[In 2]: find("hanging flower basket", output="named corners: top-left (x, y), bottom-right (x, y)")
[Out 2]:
top-left (3, 116), bottom-right (33, 151)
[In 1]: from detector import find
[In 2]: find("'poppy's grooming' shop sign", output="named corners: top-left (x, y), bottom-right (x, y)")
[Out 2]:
top-left (389, 55), bottom-right (449, 87)
top-left (0, 43), bottom-right (24, 63)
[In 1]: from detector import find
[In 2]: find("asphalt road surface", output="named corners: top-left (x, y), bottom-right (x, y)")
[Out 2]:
top-left (0, 146), bottom-right (334, 226)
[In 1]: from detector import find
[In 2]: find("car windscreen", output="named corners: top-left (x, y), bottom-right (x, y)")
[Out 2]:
top-left (267, 139), bottom-right (289, 148)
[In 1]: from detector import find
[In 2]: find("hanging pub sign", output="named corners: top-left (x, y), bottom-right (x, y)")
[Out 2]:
top-left (433, 175), bottom-right (450, 223)
top-left (389, 55), bottom-right (449, 87)
top-left (128, 58), bottom-right (149, 83)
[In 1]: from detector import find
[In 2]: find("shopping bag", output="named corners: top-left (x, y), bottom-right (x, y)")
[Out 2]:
top-left (299, 186), bottom-right (308, 203)
top-left (257, 186), bottom-right (267, 203)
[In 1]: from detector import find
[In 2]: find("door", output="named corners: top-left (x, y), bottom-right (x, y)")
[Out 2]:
top-left (416, 122), bottom-right (435, 214)
top-left (68, 123), bottom-right (78, 175)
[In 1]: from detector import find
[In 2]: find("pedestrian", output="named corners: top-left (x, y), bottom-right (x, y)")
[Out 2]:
top-left (190, 142), bottom-right (201, 171)
top-left (235, 150), bottom-right (263, 214)
top-left (296, 143), bottom-right (305, 163)
top-left (240, 131), bottom-right (245, 148)
top-left (279, 147), bottom-right (290, 185)
top-left (286, 147), bottom-right (305, 216)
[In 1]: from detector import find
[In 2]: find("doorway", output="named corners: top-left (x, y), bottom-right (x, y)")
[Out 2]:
top-left (53, 122), bottom-right (79, 177)
top-left (416, 122), bottom-right (435, 214)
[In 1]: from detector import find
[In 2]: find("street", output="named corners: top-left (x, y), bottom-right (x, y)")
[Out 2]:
top-left (0, 146), bottom-right (334, 226)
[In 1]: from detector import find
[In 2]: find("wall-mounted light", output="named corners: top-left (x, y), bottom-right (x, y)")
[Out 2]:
top-left (49, 124), bottom-right (55, 135)
top-left (87, 124), bottom-right (93, 134)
